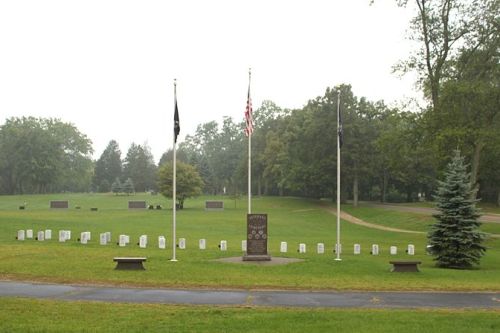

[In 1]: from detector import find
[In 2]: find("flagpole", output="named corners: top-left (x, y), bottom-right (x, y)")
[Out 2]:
top-left (247, 68), bottom-right (252, 215)
top-left (171, 79), bottom-right (178, 262)
top-left (335, 90), bottom-right (342, 261)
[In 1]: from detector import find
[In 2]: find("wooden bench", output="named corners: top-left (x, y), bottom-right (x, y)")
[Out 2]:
top-left (389, 261), bottom-right (421, 272)
top-left (113, 257), bottom-right (147, 270)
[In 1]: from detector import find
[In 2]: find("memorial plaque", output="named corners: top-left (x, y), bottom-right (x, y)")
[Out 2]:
top-left (354, 244), bottom-right (361, 255)
top-left (199, 238), bottom-right (206, 250)
top-left (139, 235), bottom-right (147, 248)
top-left (220, 240), bottom-right (227, 251)
top-left (17, 230), bottom-right (25, 241)
top-left (45, 230), bottom-right (52, 240)
top-left (243, 214), bottom-right (271, 261)
top-left (37, 231), bottom-right (45, 241)
top-left (390, 246), bottom-right (397, 255)
top-left (26, 229), bottom-right (33, 239)
top-left (299, 243), bottom-right (306, 253)
top-left (158, 236), bottom-right (166, 249)
top-left (128, 201), bottom-right (147, 209)
top-left (50, 200), bottom-right (69, 209)
top-left (179, 238), bottom-right (186, 249)
top-left (371, 244), bottom-right (379, 255)
top-left (280, 241), bottom-right (287, 253)
top-left (241, 240), bottom-right (247, 251)
top-left (317, 243), bottom-right (325, 254)
top-left (100, 233), bottom-right (107, 245)
top-left (205, 201), bottom-right (224, 211)
top-left (407, 244), bottom-right (415, 255)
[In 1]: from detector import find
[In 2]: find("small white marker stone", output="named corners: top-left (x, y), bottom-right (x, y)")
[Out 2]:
top-left (179, 238), bottom-right (186, 249)
top-left (139, 235), bottom-right (147, 248)
top-left (37, 231), bottom-right (45, 241)
top-left (119, 235), bottom-right (127, 247)
top-left (58, 230), bottom-right (66, 242)
top-left (26, 229), bottom-right (33, 239)
top-left (80, 232), bottom-right (88, 244)
top-left (99, 233), bottom-right (107, 245)
top-left (407, 244), bottom-right (415, 256)
top-left (241, 240), bottom-right (247, 251)
top-left (199, 239), bottom-right (206, 250)
top-left (371, 244), bottom-right (379, 255)
top-left (45, 230), bottom-right (52, 240)
top-left (105, 232), bottom-right (111, 243)
top-left (17, 230), bottom-right (25, 241)
top-left (158, 236), bottom-right (166, 249)
top-left (317, 243), bottom-right (325, 254)
top-left (299, 243), bottom-right (306, 253)
top-left (390, 246), bottom-right (397, 255)
top-left (220, 240), bottom-right (227, 251)
top-left (354, 244), bottom-right (361, 255)
top-left (280, 241), bottom-right (287, 253)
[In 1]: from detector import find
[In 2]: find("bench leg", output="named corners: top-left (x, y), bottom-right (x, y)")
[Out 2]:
top-left (391, 265), bottom-right (419, 272)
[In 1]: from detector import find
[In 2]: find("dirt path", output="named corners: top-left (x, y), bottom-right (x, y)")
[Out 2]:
top-left (322, 205), bottom-right (425, 234)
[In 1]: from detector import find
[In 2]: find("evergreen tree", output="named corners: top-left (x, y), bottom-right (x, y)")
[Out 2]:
top-left (122, 178), bottom-right (135, 195)
top-left (428, 150), bottom-right (486, 268)
top-left (111, 177), bottom-right (123, 195)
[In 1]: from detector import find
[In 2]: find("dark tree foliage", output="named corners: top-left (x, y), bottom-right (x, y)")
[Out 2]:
top-left (428, 150), bottom-right (486, 268)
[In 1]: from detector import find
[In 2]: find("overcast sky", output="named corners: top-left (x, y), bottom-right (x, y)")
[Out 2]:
top-left (0, 0), bottom-right (420, 163)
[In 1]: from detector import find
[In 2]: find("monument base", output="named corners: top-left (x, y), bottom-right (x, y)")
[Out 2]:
top-left (242, 254), bottom-right (272, 261)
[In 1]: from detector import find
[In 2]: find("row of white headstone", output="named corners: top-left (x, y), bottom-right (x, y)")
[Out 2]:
top-left (17, 230), bottom-right (416, 255)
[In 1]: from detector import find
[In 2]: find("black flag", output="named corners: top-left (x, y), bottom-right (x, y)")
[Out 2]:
top-left (174, 98), bottom-right (180, 143)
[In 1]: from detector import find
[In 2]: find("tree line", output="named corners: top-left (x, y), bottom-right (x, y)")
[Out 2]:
top-left (0, 0), bottom-right (498, 205)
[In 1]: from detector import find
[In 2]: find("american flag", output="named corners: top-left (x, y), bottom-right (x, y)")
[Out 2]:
top-left (245, 85), bottom-right (253, 136)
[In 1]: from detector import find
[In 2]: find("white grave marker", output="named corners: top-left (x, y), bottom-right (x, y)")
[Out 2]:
top-left (407, 244), bottom-right (415, 256)
top-left (199, 239), bottom-right (206, 250)
top-left (371, 244), bottom-right (379, 255)
top-left (179, 238), bottom-right (186, 249)
top-left (105, 232), bottom-right (111, 243)
top-left (354, 244), bottom-right (361, 255)
top-left (37, 231), bottom-right (45, 241)
top-left (299, 243), bottom-right (306, 253)
top-left (99, 233), bottom-right (107, 245)
top-left (317, 243), bottom-right (325, 254)
top-left (17, 230), bottom-right (25, 241)
top-left (390, 246), bottom-right (397, 255)
top-left (26, 229), bottom-right (33, 239)
top-left (80, 232), bottom-right (88, 244)
top-left (124, 235), bottom-right (130, 244)
top-left (220, 240), bottom-right (227, 251)
top-left (58, 230), bottom-right (66, 242)
top-left (158, 236), bottom-right (166, 249)
top-left (241, 240), bottom-right (247, 251)
top-left (139, 235), bottom-right (148, 248)
top-left (280, 241), bottom-right (288, 253)
top-left (335, 243), bottom-right (342, 254)
top-left (119, 235), bottom-right (127, 247)
top-left (45, 230), bottom-right (52, 240)
top-left (65, 230), bottom-right (71, 240)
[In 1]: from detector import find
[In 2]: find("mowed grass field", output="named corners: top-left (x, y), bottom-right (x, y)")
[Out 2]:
top-left (0, 193), bottom-right (499, 291)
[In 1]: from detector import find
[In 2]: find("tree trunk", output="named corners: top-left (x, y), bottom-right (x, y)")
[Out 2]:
top-left (381, 171), bottom-right (388, 203)
top-left (470, 142), bottom-right (485, 200)
top-left (353, 174), bottom-right (359, 207)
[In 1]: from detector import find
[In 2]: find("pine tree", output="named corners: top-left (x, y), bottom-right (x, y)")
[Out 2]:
top-left (122, 178), bottom-right (135, 195)
top-left (428, 150), bottom-right (486, 268)
top-left (111, 178), bottom-right (123, 195)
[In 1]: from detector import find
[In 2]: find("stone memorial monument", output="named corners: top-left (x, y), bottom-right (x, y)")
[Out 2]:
top-left (407, 244), bottom-right (415, 255)
top-left (299, 243), bottom-right (306, 253)
top-left (179, 238), bottom-right (186, 249)
top-left (243, 214), bottom-right (271, 261)
top-left (139, 235), bottom-right (148, 248)
top-left (354, 243), bottom-right (361, 255)
top-left (199, 239), bottom-right (206, 250)
top-left (220, 240), bottom-right (227, 251)
top-left (100, 233), bottom-right (107, 245)
top-left (37, 231), bottom-right (45, 241)
top-left (26, 229), bottom-right (33, 239)
top-left (17, 230), bottom-right (25, 241)
top-left (390, 246), bottom-right (398, 255)
top-left (45, 230), bottom-right (52, 240)
top-left (317, 243), bottom-right (325, 254)
top-left (158, 236), bottom-right (166, 249)
top-left (371, 244), bottom-right (379, 255)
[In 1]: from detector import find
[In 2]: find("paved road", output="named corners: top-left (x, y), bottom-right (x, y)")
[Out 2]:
top-left (1, 281), bottom-right (499, 309)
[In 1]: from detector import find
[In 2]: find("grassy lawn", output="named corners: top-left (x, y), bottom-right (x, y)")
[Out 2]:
top-left (0, 298), bottom-right (499, 333)
top-left (0, 194), bottom-right (499, 291)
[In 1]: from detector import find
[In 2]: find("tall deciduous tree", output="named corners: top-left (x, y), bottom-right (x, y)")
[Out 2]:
top-left (428, 149), bottom-right (485, 268)
top-left (158, 161), bottom-right (203, 209)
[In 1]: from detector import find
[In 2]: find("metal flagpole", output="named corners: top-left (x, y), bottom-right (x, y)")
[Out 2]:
top-left (335, 91), bottom-right (342, 261)
top-left (247, 68), bottom-right (252, 215)
top-left (171, 79), bottom-right (178, 262)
